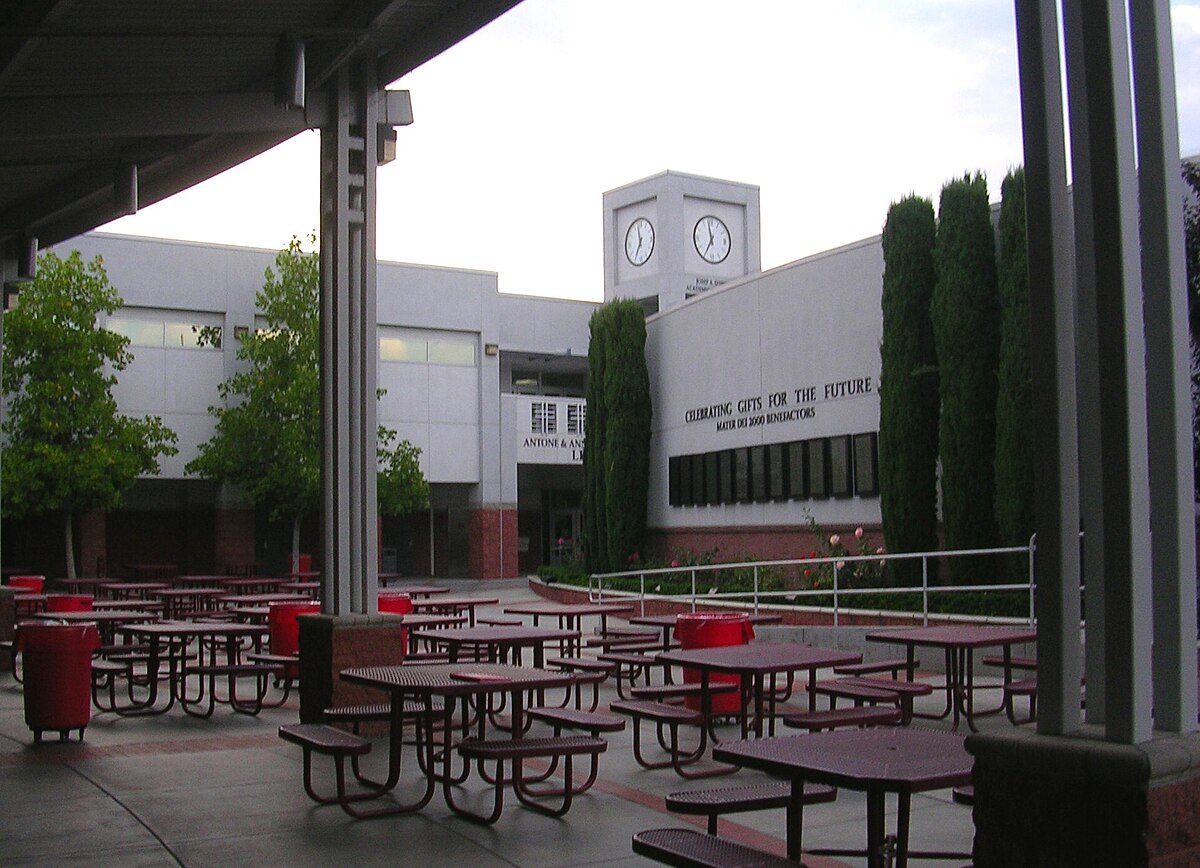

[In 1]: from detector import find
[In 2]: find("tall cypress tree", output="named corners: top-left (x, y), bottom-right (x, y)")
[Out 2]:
top-left (878, 195), bottom-right (940, 585)
top-left (603, 299), bottom-right (653, 569)
top-left (582, 306), bottom-right (610, 574)
top-left (994, 168), bottom-right (1034, 575)
top-left (932, 173), bottom-right (1001, 582)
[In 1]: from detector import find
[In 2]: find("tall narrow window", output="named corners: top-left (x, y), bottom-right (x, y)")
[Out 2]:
top-left (749, 445), bottom-right (767, 502)
top-left (767, 442), bottom-right (786, 500)
top-left (829, 435), bottom-right (852, 498)
top-left (787, 441), bottom-right (807, 498)
top-left (691, 454), bottom-right (705, 505)
top-left (718, 450), bottom-right (733, 503)
top-left (853, 432), bottom-right (879, 495)
top-left (669, 456), bottom-right (682, 506)
top-left (734, 448), bottom-right (750, 502)
top-left (704, 452), bottom-right (719, 505)
top-left (806, 439), bottom-right (828, 498)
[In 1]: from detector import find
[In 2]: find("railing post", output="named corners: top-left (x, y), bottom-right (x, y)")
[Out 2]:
top-left (922, 557), bottom-right (930, 626)
top-left (753, 565), bottom-right (760, 614)
top-left (640, 572), bottom-right (646, 617)
top-left (832, 563), bottom-right (840, 626)
top-left (1029, 534), bottom-right (1037, 625)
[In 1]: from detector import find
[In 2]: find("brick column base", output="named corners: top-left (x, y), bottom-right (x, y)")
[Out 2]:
top-left (467, 506), bottom-right (518, 579)
top-left (297, 614), bottom-right (407, 724)
top-left (968, 728), bottom-right (1200, 866)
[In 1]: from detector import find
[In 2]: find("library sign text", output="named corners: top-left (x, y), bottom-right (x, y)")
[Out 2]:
top-left (683, 376), bottom-right (874, 432)
top-left (522, 436), bottom-right (585, 462)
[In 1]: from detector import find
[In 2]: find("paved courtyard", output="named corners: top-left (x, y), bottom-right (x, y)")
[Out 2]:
top-left (1, 580), bottom-right (995, 867)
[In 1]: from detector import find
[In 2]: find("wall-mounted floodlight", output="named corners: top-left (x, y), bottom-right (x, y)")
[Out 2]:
top-left (275, 38), bottom-right (306, 110)
top-left (484, 343), bottom-right (499, 357)
top-left (15, 234), bottom-right (37, 282)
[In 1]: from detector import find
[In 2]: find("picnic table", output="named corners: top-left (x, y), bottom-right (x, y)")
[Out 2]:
top-left (411, 625), bottom-right (579, 668)
top-left (114, 620), bottom-right (271, 716)
top-left (409, 595), bottom-right (499, 627)
top-left (629, 612), bottom-right (784, 653)
top-left (866, 624), bottom-right (1037, 731)
top-left (713, 728), bottom-right (973, 867)
top-left (338, 662), bottom-right (593, 821)
top-left (657, 642), bottom-right (861, 737)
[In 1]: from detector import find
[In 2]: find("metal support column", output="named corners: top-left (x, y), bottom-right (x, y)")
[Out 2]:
top-left (319, 62), bottom-right (380, 615)
top-left (1062, 0), bottom-right (1154, 744)
top-left (1014, 0), bottom-right (1082, 737)
top-left (1130, 0), bottom-right (1198, 734)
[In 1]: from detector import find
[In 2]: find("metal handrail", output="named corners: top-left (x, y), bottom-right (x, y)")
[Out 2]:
top-left (586, 537), bottom-right (1038, 625)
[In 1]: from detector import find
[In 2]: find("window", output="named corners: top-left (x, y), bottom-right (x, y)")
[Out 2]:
top-left (165, 321), bottom-right (221, 348)
top-left (718, 450), bottom-right (733, 503)
top-left (531, 402), bottom-right (557, 434)
top-left (379, 337), bottom-right (427, 362)
top-left (734, 448), bottom-right (750, 502)
top-left (679, 454), bottom-right (694, 505)
top-left (806, 439), bottom-right (828, 498)
top-left (543, 372), bottom-right (586, 395)
top-left (669, 456), bottom-right (682, 506)
top-left (829, 435), bottom-right (852, 498)
top-left (767, 443), bottom-right (786, 500)
top-left (110, 318), bottom-right (163, 347)
top-left (109, 315), bottom-right (221, 350)
top-left (749, 445), bottom-right (767, 501)
top-left (786, 441), bottom-right (806, 498)
top-left (690, 454), bottom-right (705, 506)
top-left (567, 403), bottom-right (586, 435)
top-left (853, 432), bottom-right (879, 496)
top-left (704, 452), bottom-right (719, 505)
top-left (428, 340), bottom-right (475, 366)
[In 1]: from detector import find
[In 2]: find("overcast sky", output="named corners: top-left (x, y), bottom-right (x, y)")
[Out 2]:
top-left (102, 1), bottom-right (1200, 302)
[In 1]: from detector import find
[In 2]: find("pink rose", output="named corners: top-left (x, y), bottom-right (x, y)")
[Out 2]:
top-left (670, 559), bottom-right (680, 568)
top-left (829, 534), bottom-right (840, 546)
top-left (854, 527), bottom-right (864, 539)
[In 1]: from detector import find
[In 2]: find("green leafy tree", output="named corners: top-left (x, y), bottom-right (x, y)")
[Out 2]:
top-left (602, 300), bottom-right (653, 570)
top-left (878, 195), bottom-right (940, 585)
top-left (186, 237), bottom-right (427, 561)
top-left (994, 168), bottom-right (1034, 574)
top-left (932, 173), bottom-right (1001, 582)
top-left (1, 250), bottom-right (178, 578)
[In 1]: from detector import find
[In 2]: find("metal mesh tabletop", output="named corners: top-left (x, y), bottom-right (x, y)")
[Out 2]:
top-left (341, 662), bottom-right (579, 696)
top-left (867, 625), bottom-right (1037, 649)
top-left (658, 642), bottom-right (860, 674)
top-left (714, 728), bottom-right (972, 791)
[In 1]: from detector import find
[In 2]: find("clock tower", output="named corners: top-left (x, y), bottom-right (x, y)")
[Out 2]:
top-left (602, 171), bottom-right (760, 314)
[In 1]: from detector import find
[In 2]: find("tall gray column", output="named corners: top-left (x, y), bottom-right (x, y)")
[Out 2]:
top-left (1063, 0), bottom-right (1154, 744)
top-left (1014, 0), bottom-right (1082, 736)
top-left (319, 62), bottom-right (380, 615)
top-left (1130, 0), bottom-right (1199, 734)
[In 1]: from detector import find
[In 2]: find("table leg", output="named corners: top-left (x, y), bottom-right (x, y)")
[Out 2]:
top-left (866, 788), bottom-right (886, 868)
top-left (895, 790), bottom-right (913, 868)
top-left (787, 778), bottom-right (806, 861)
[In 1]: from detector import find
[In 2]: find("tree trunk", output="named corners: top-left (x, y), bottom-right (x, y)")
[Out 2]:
top-left (292, 515), bottom-right (301, 568)
top-left (63, 510), bottom-right (77, 580)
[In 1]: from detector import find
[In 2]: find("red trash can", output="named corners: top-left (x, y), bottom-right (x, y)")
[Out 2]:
top-left (9, 575), bottom-right (45, 593)
top-left (287, 553), bottom-right (313, 575)
top-left (673, 612), bottom-right (755, 713)
top-left (268, 601), bottom-right (320, 679)
top-left (45, 594), bottom-right (94, 613)
top-left (16, 622), bottom-right (100, 742)
top-left (378, 592), bottom-right (413, 655)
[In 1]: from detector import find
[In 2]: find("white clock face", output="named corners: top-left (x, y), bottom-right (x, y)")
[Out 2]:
top-left (693, 215), bottom-right (731, 264)
top-left (624, 217), bottom-right (655, 266)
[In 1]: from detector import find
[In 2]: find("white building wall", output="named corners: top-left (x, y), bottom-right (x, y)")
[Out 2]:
top-left (646, 235), bottom-right (885, 528)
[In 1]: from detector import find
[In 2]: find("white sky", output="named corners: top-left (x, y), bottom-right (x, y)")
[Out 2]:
top-left (101, 0), bottom-right (1200, 303)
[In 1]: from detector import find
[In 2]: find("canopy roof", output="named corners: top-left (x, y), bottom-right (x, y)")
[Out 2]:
top-left (0, 0), bottom-right (521, 252)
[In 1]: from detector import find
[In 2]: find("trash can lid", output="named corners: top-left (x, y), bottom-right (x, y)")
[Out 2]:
top-left (14, 622), bottom-right (101, 652)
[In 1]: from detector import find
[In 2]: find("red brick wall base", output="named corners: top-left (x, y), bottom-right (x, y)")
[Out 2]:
top-left (467, 507), bottom-right (518, 579)
top-left (967, 729), bottom-right (1200, 866)
top-left (297, 614), bottom-right (407, 724)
